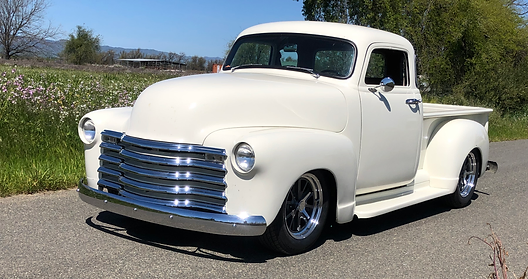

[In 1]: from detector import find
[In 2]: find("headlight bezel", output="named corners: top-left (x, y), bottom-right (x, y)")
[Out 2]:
top-left (79, 117), bottom-right (96, 144)
top-left (232, 142), bottom-right (255, 173)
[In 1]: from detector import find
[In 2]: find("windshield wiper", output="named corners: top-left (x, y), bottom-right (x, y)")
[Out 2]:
top-left (230, 64), bottom-right (265, 72)
top-left (285, 66), bottom-right (320, 79)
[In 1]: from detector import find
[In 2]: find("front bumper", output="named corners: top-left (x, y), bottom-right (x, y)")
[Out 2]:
top-left (78, 179), bottom-right (267, 236)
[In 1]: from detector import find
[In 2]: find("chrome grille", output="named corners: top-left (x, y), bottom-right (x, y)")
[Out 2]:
top-left (97, 130), bottom-right (227, 213)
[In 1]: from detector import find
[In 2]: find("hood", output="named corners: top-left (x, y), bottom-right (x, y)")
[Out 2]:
top-left (126, 72), bottom-right (347, 144)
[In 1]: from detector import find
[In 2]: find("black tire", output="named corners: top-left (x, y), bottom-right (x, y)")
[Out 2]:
top-left (259, 172), bottom-right (329, 255)
top-left (446, 150), bottom-right (479, 208)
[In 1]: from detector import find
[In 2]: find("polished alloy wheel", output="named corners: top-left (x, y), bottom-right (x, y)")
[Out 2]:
top-left (284, 173), bottom-right (323, 239)
top-left (458, 152), bottom-right (478, 198)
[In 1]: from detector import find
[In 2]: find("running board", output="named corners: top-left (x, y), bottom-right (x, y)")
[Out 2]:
top-left (354, 187), bottom-right (451, 219)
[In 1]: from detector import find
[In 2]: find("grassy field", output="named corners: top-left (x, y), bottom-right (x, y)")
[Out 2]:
top-left (0, 64), bottom-right (179, 196)
top-left (0, 63), bottom-right (526, 197)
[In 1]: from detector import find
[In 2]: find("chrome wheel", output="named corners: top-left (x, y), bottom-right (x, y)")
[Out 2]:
top-left (284, 173), bottom-right (323, 239)
top-left (446, 150), bottom-right (480, 208)
top-left (259, 171), bottom-right (329, 254)
top-left (458, 152), bottom-right (478, 198)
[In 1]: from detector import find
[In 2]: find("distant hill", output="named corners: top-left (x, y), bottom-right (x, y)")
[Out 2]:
top-left (42, 40), bottom-right (222, 62)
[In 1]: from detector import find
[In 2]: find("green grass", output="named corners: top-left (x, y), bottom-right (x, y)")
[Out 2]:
top-left (488, 110), bottom-right (528, 142)
top-left (0, 64), bottom-right (527, 197)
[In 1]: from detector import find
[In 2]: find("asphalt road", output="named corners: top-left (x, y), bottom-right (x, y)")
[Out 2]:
top-left (1, 140), bottom-right (527, 278)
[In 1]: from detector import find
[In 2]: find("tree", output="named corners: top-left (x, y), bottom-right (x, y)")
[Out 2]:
top-left (63, 26), bottom-right (100, 65)
top-left (187, 55), bottom-right (206, 71)
top-left (167, 51), bottom-right (186, 64)
top-left (118, 48), bottom-right (144, 59)
top-left (97, 50), bottom-right (115, 65)
top-left (0, 0), bottom-right (58, 59)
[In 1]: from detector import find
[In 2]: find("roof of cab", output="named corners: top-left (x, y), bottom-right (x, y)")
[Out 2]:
top-left (237, 21), bottom-right (414, 52)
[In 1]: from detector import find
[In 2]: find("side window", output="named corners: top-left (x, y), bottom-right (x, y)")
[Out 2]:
top-left (365, 49), bottom-right (409, 86)
top-left (231, 43), bottom-right (272, 67)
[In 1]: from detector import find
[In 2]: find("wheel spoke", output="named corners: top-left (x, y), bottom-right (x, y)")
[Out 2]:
top-left (301, 209), bottom-right (310, 220)
top-left (301, 191), bottom-right (313, 203)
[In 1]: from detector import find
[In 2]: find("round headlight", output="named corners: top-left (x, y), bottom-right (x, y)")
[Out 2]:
top-left (80, 118), bottom-right (96, 144)
top-left (234, 143), bottom-right (255, 173)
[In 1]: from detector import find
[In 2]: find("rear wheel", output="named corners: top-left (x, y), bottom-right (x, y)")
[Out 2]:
top-left (446, 150), bottom-right (479, 208)
top-left (259, 172), bottom-right (329, 255)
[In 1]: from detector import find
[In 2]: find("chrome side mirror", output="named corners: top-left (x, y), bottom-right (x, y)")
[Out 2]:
top-left (368, 77), bottom-right (395, 93)
top-left (380, 77), bottom-right (395, 92)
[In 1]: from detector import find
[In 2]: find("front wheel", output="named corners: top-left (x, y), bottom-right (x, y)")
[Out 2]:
top-left (446, 150), bottom-right (479, 208)
top-left (259, 172), bottom-right (329, 255)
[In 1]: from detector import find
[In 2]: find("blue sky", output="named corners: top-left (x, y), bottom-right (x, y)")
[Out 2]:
top-left (46, 0), bottom-right (305, 58)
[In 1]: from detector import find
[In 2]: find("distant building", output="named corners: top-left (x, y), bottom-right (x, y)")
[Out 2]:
top-left (212, 64), bottom-right (222, 73)
top-left (118, 59), bottom-right (186, 70)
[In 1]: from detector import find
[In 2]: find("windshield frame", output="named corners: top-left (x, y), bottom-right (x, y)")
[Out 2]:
top-left (223, 33), bottom-right (357, 79)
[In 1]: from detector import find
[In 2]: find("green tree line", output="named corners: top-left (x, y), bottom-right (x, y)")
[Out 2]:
top-left (299, 0), bottom-right (528, 114)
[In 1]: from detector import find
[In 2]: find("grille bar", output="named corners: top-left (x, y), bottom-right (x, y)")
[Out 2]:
top-left (119, 177), bottom-right (226, 200)
top-left (119, 163), bottom-right (226, 185)
top-left (97, 130), bottom-right (228, 214)
top-left (120, 149), bottom-right (226, 172)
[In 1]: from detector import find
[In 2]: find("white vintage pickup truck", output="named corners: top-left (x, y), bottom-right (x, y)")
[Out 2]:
top-left (78, 21), bottom-right (494, 254)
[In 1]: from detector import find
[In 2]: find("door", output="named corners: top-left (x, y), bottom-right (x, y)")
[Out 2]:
top-left (355, 45), bottom-right (422, 194)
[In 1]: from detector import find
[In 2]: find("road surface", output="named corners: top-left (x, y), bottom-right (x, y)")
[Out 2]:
top-left (1, 140), bottom-right (527, 278)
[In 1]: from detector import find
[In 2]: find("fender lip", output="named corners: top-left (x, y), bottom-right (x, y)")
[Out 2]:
top-left (77, 179), bottom-right (267, 236)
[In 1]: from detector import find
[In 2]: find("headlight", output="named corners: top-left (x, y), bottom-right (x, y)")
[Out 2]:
top-left (234, 143), bottom-right (255, 173)
top-left (79, 118), bottom-right (96, 144)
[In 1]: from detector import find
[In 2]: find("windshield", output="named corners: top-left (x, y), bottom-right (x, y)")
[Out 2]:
top-left (224, 33), bottom-right (356, 79)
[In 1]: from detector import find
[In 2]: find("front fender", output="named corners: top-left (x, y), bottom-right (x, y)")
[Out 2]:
top-left (423, 119), bottom-right (489, 191)
top-left (204, 128), bottom-right (358, 225)
top-left (78, 107), bottom-right (132, 188)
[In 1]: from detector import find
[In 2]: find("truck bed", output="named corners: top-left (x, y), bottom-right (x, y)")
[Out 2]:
top-left (423, 103), bottom-right (493, 119)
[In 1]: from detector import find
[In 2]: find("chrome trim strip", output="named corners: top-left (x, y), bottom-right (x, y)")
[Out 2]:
top-left (118, 188), bottom-right (225, 213)
top-left (119, 163), bottom-right (226, 185)
top-left (101, 130), bottom-right (124, 139)
top-left (97, 179), bottom-right (122, 191)
top-left (97, 167), bottom-right (122, 177)
top-left (356, 184), bottom-right (414, 206)
top-left (78, 179), bottom-right (266, 236)
top-left (119, 176), bottom-right (226, 200)
top-left (100, 142), bottom-right (122, 152)
top-left (119, 149), bottom-right (226, 172)
top-left (99, 154), bottom-right (122, 164)
top-left (121, 135), bottom-right (227, 157)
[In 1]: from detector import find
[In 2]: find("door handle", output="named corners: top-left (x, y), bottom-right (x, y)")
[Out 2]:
top-left (406, 99), bottom-right (422, 105)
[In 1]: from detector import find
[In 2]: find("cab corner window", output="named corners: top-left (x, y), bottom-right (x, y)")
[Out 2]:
top-left (365, 49), bottom-right (408, 86)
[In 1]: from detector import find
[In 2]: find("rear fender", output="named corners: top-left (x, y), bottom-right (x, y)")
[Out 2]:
top-left (204, 128), bottom-right (358, 225)
top-left (423, 119), bottom-right (489, 192)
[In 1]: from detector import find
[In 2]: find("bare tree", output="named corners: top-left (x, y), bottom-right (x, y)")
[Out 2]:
top-left (0, 0), bottom-right (58, 59)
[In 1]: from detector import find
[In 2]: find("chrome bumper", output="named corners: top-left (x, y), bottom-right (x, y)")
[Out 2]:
top-left (78, 179), bottom-right (267, 236)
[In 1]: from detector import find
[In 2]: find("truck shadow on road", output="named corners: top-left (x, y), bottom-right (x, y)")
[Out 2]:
top-left (86, 194), bottom-right (478, 262)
